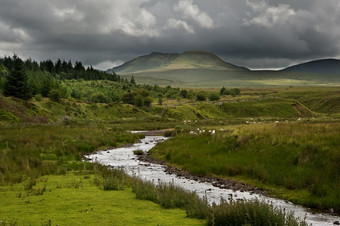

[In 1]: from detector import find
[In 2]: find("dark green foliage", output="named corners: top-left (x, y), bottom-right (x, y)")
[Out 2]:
top-left (130, 76), bottom-right (136, 84)
top-left (134, 94), bottom-right (144, 107)
top-left (180, 89), bottom-right (188, 98)
top-left (133, 150), bottom-right (144, 155)
top-left (208, 93), bottom-right (220, 101)
top-left (223, 88), bottom-right (241, 96)
top-left (158, 96), bottom-right (163, 105)
top-left (48, 89), bottom-right (62, 102)
top-left (92, 92), bottom-right (109, 103)
top-left (122, 92), bottom-right (135, 104)
top-left (196, 92), bottom-right (206, 101)
top-left (144, 96), bottom-right (153, 107)
top-left (220, 86), bottom-right (226, 95)
top-left (3, 56), bottom-right (32, 100)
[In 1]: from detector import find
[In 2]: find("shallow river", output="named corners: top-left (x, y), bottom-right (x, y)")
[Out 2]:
top-left (86, 135), bottom-right (339, 225)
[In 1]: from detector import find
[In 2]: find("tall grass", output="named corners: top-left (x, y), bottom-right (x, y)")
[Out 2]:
top-left (130, 176), bottom-right (304, 225)
top-left (209, 199), bottom-right (306, 226)
top-left (0, 124), bottom-right (142, 185)
top-left (149, 122), bottom-right (340, 211)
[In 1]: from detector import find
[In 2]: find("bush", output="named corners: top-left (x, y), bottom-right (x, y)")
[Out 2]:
top-left (208, 93), bottom-right (220, 101)
top-left (134, 95), bottom-right (144, 107)
top-left (92, 92), bottom-right (109, 103)
top-left (223, 88), bottom-right (241, 97)
top-left (49, 89), bottom-right (61, 102)
top-left (196, 92), bottom-right (206, 101)
top-left (144, 96), bottom-right (153, 107)
top-left (34, 94), bottom-right (43, 101)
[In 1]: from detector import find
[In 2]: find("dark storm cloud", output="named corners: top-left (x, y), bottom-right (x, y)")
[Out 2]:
top-left (0, 0), bottom-right (339, 69)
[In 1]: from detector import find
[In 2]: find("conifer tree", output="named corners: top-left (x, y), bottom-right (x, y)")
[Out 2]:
top-left (3, 55), bottom-right (32, 100)
top-left (130, 76), bottom-right (136, 84)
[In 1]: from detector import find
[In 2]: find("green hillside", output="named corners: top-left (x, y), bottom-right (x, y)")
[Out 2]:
top-left (108, 52), bottom-right (180, 74)
top-left (281, 59), bottom-right (340, 74)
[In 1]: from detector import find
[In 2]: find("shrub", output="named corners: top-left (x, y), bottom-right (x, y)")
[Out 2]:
top-left (208, 199), bottom-right (306, 226)
top-left (208, 93), bottom-right (220, 101)
top-left (196, 92), bottom-right (206, 101)
top-left (133, 150), bottom-right (144, 155)
top-left (34, 94), bottom-right (43, 101)
top-left (134, 95), bottom-right (144, 107)
top-left (92, 92), bottom-right (109, 103)
top-left (49, 89), bottom-right (61, 102)
top-left (144, 96), bottom-right (153, 107)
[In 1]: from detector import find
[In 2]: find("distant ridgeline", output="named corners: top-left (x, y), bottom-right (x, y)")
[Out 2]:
top-left (107, 51), bottom-right (340, 87)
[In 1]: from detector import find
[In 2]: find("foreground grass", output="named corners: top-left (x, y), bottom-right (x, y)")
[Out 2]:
top-left (149, 122), bottom-right (340, 212)
top-left (0, 123), bottom-right (144, 185)
top-left (0, 172), bottom-right (205, 225)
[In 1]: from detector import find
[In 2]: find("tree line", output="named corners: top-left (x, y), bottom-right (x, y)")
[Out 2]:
top-left (0, 55), bottom-right (241, 107)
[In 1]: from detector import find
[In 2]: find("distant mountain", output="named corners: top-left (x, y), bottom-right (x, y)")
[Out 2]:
top-left (107, 50), bottom-right (248, 74)
top-left (107, 51), bottom-right (340, 87)
top-left (281, 59), bottom-right (340, 74)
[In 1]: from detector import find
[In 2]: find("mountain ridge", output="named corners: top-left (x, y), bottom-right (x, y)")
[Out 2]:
top-left (281, 58), bottom-right (340, 74)
top-left (107, 50), bottom-right (248, 74)
top-left (106, 51), bottom-right (340, 87)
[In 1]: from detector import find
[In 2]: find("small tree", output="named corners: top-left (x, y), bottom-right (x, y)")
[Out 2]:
top-left (130, 76), bottom-right (136, 84)
top-left (180, 89), bottom-right (188, 98)
top-left (3, 55), bottom-right (32, 100)
top-left (220, 86), bottom-right (226, 95)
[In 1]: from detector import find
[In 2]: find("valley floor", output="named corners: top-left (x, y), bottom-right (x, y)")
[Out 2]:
top-left (0, 86), bottom-right (339, 225)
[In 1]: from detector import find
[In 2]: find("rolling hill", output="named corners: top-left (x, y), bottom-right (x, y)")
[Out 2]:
top-left (107, 51), bottom-right (340, 87)
top-left (281, 59), bottom-right (340, 74)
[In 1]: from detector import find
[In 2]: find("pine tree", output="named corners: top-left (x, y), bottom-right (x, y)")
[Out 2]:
top-left (220, 86), bottom-right (226, 95)
top-left (3, 55), bottom-right (32, 100)
top-left (130, 76), bottom-right (136, 84)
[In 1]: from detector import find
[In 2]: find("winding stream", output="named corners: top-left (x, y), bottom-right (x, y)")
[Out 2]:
top-left (85, 135), bottom-right (339, 225)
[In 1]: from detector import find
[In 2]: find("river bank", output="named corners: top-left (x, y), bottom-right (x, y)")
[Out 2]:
top-left (86, 135), bottom-right (340, 225)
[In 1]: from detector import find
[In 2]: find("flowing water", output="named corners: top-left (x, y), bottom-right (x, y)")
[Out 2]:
top-left (85, 135), bottom-right (339, 225)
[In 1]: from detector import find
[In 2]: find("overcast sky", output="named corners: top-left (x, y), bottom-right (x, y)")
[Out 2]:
top-left (0, 0), bottom-right (339, 70)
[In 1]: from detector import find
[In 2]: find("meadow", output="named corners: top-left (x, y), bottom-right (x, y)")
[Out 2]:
top-left (0, 83), bottom-right (339, 224)
top-left (149, 122), bottom-right (340, 212)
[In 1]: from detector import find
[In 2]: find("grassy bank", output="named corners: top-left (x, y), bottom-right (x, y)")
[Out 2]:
top-left (149, 122), bottom-right (340, 212)
top-left (0, 123), bottom-right (143, 185)
top-left (0, 172), bottom-right (205, 225)
top-left (0, 121), bottom-right (307, 225)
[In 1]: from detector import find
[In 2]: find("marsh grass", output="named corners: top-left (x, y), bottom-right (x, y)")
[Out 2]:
top-left (130, 174), bottom-right (304, 224)
top-left (0, 124), bottom-right (142, 185)
top-left (209, 199), bottom-right (307, 226)
top-left (149, 122), bottom-right (340, 211)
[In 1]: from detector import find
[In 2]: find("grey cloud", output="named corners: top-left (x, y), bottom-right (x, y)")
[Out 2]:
top-left (0, 0), bottom-right (339, 70)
